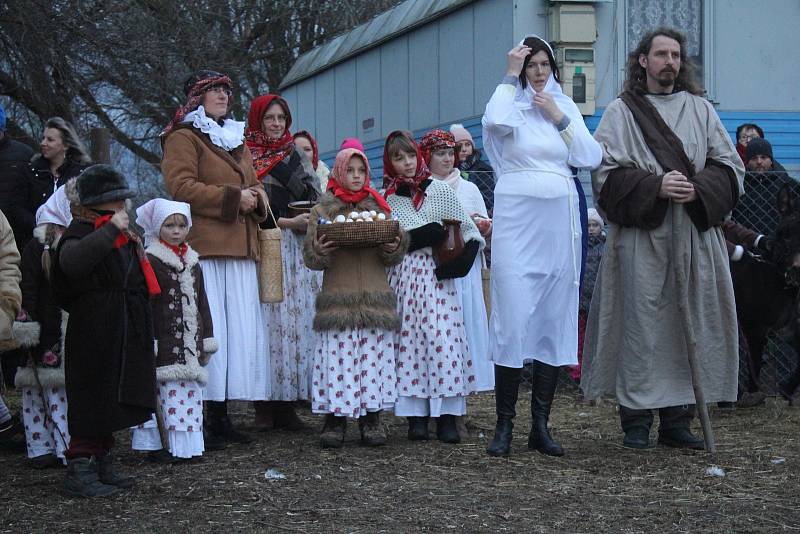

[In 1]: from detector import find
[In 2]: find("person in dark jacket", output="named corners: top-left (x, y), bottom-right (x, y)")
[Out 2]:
top-left (573, 208), bottom-right (605, 382)
top-left (733, 138), bottom-right (797, 237)
top-left (0, 104), bottom-right (35, 247)
top-left (51, 166), bottom-right (158, 498)
top-left (450, 123), bottom-right (496, 214)
top-left (11, 117), bottom-right (90, 248)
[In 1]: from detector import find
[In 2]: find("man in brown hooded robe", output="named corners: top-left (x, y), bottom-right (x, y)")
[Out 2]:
top-left (581, 27), bottom-right (744, 450)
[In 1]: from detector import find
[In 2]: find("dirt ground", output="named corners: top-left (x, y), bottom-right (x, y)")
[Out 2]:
top-left (1, 386), bottom-right (799, 534)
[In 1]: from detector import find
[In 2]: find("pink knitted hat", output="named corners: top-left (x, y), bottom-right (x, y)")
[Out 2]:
top-left (340, 137), bottom-right (365, 152)
top-left (449, 123), bottom-right (474, 146)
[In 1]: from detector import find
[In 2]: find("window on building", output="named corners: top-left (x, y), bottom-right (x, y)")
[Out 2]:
top-left (626, 0), bottom-right (704, 89)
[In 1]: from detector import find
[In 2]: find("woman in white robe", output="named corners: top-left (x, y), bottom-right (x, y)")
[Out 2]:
top-left (481, 36), bottom-right (602, 457)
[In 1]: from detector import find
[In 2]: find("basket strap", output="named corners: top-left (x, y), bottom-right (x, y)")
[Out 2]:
top-left (266, 199), bottom-right (279, 228)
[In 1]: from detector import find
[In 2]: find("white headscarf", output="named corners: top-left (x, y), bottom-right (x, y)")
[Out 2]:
top-left (35, 185), bottom-right (72, 228)
top-left (481, 34), bottom-right (585, 176)
top-left (135, 198), bottom-right (193, 247)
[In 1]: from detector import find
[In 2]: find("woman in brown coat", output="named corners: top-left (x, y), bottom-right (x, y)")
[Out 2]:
top-left (303, 148), bottom-right (408, 448)
top-left (162, 70), bottom-right (268, 448)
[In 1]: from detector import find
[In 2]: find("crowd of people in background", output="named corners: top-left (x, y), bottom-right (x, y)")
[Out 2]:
top-left (0, 27), bottom-right (797, 498)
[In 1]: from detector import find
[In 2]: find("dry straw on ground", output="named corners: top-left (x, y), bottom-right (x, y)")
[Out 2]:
top-left (2, 388), bottom-right (798, 533)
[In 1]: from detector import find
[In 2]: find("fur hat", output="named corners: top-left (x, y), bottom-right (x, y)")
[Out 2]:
top-left (76, 164), bottom-right (135, 206)
top-left (449, 123), bottom-right (474, 146)
top-left (745, 138), bottom-right (773, 162)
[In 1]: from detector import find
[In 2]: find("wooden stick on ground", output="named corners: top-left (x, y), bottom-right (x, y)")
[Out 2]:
top-left (671, 207), bottom-right (717, 458)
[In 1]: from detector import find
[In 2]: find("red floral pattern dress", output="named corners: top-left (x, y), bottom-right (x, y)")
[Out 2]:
top-left (388, 250), bottom-right (477, 405)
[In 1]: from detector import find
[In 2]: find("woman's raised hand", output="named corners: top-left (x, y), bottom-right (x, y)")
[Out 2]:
top-left (506, 45), bottom-right (532, 77)
top-left (533, 92), bottom-right (565, 125)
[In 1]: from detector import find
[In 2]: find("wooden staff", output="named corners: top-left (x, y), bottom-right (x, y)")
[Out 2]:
top-left (671, 206), bottom-right (717, 457)
top-left (153, 387), bottom-right (170, 452)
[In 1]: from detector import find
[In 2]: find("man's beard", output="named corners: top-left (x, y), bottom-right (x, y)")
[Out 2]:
top-left (657, 68), bottom-right (677, 87)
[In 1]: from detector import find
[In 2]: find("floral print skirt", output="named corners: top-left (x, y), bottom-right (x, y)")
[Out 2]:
top-left (131, 379), bottom-right (204, 458)
top-left (263, 230), bottom-right (321, 401)
top-left (387, 250), bottom-right (477, 412)
top-left (22, 385), bottom-right (70, 462)
top-left (312, 327), bottom-right (397, 418)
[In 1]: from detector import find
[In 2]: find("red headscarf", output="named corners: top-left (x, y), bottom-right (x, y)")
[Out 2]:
top-left (161, 74), bottom-right (233, 137)
top-left (245, 94), bottom-right (295, 179)
top-left (419, 129), bottom-right (459, 167)
top-left (382, 131), bottom-right (431, 211)
top-left (328, 149), bottom-right (392, 214)
top-left (294, 130), bottom-right (320, 170)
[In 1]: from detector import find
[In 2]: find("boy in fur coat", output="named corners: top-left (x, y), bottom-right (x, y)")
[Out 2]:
top-left (131, 199), bottom-right (217, 462)
top-left (51, 165), bottom-right (160, 497)
top-left (304, 148), bottom-right (408, 448)
top-left (13, 185), bottom-right (72, 468)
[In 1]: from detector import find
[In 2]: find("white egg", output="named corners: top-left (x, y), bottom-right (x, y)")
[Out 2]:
top-left (345, 218), bottom-right (354, 223)
top-left (359, 211), bottom-right (371, 219)
top-left (334, 214), bottom-right (346, 223)
top-left (377, 213), bottom-right (386, 220)
top-left (369, 210), bottom-right (377, 217)
top-left (348, 211), bottom-right (359, 219)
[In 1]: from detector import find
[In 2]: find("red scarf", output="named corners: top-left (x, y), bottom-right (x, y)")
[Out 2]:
top-left (160, 239), bottom-right (188, 259)
top-left (294, 130), bottom-right (320, 170)
top-left (419, 129), bottom-right (459, 167)
top-left (382, 131), bottom-right (431, 211)
top-left (93, 215), bottom-right (161, 296)
top-left (328, 149), bottom-right (392, 214)
top-left (245, 94), bottom-right (295, 179)
top-left (161, 74), bottom-right (233, 138)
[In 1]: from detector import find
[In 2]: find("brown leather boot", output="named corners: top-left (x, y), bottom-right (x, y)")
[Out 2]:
top-left (358, 411), bottom-right (386, 446)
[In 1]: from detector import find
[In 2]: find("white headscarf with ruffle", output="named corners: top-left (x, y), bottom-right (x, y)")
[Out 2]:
top-left (135, 198), bottom-right (193, 247)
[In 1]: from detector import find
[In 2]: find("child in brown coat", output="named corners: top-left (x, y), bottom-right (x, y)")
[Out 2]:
top-left (303, 148), bottom-right (407, 448)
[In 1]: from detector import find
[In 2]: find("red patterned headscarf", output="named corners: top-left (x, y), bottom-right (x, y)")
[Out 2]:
top-left (419, 129), bottom-right (459, 167)
top-left (328, 149), bottom-right (392, 214)
top-left (294, 130), bottom-right (320, 170)
top-left (382, 131), bottom-right (431, 211)
top-left (161, 73), bottom-right (233, 137)
top-left (245, 94), bottom-right (294, 179)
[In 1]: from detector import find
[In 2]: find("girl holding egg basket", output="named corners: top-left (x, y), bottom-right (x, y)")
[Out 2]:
top-left (303, 148), bottom-right (408, 449)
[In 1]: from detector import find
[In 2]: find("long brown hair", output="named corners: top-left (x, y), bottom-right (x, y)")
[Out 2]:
top-left (623, 27), bottom-right (704, 96)
top-left (43, 117), bottom-right (92, 164)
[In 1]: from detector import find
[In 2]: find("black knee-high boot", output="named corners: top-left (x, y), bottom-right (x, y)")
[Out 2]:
top-left (486, 365), bottom-right (522, 456)
top-left (528, 361), bottom-right (564, 456)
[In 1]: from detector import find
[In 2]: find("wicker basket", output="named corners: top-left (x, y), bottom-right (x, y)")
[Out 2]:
top-left (317, 220), bottom-right (400, 248)
top-left (257, 205), bottom-right (284, 303)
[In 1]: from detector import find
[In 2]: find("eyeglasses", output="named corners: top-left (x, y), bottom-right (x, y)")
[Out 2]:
top-left (206, 86), bottom-right (232, 97)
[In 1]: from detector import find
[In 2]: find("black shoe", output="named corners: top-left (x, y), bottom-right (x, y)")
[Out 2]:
top-left (358, 411), bottom-right (386, 447)
top-left (407, 417), bottom-right (429, 441)
top-left (622, 426), bottom-right (650, 449)
top-left (63, 457), bottom-right (118, 498)
top-left (716, 401), bottom-right (736, 410)
top-left (146, 449), bottom-right (175, 464)
top-left (436, 415), bottom-right (461, 444)
top-left (207, 401), bottom-right (252, 444)
top-left (97, 452), bottom-right (135, 488)
top-left (528, 361), bottom-right (564, 456)
top-left (320, 414), bottom-right (347, 449)
top-left (0, 415), bottom-right (25, 451)
top-left (30, 453), bottom-right (63, 469)
top-left (657, 428), bottom-right (705, 450)
top-left (273, 402), bottom-right (308, 432)
top-left (487, 419), bottom-right (514, 457)
top-left (203, 429), bottom-right (226, 451)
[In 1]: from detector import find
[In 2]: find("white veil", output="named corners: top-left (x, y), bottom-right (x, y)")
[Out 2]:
top-left (481, 34), bottom-right (584, 176)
